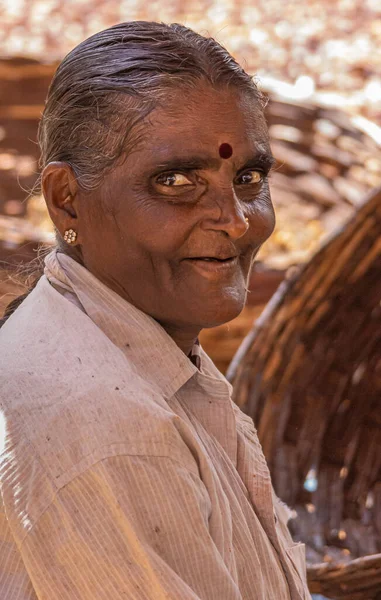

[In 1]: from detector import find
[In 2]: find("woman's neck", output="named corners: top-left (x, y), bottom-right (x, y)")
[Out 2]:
top-left (157, 321), bottom-right (200, 357)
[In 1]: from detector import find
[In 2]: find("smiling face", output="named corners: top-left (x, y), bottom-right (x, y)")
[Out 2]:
top-left (54, 83), bottom-right (276, 342)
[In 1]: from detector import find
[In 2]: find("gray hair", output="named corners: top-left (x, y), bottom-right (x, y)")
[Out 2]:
top-left (38, 21), bottom-right (264, 191)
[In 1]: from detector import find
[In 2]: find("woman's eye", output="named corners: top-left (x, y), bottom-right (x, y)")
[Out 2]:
top-left (156, 173), bottom-right (192, 187)
top-left (237, 170), bottom-right (263, 185)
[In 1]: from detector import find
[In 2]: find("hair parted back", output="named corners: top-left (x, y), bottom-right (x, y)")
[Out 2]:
top-left (1, 21), bottom-right (265, 327)
top-left (39, 21), bottom-right (264, 191)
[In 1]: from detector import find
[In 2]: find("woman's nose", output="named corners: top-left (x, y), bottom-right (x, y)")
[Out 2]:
top-left (201, 186), bottom-right (249, 240)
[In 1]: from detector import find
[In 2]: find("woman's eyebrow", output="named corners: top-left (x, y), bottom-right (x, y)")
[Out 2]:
top-left (152, 151), bottom-right (276, 173)
top-left (153, 156), bottom-right (221, 172)
top-left (238, 153), bottom-right (276, 172)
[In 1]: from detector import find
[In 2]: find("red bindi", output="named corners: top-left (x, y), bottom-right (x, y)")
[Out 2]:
top-left (219, 143), bottom-right (233, 159)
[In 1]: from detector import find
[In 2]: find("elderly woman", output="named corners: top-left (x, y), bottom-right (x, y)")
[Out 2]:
top-left (0, 22), bottom-right (310, 600)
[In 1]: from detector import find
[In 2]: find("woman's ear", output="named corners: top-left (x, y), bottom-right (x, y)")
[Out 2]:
top-left (41, 162), bottom-right (79, 232)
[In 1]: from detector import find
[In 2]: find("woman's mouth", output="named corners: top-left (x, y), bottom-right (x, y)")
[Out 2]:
top-left (183, 256), bottom-right (239, 276)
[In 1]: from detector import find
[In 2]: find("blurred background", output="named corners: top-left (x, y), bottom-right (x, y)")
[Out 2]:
top-left (0, 0), bottom-right (380, 371)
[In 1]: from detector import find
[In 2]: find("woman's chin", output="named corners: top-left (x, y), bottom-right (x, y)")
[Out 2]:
top-left (196, 296), bottom-right (247, 329)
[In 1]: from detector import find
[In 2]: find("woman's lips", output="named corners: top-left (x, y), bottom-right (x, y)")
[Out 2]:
top-left (182, 256), bottom-right (239, 276)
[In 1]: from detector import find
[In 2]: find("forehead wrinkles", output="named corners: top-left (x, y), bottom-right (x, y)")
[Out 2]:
top-left (159, 83), bottom-right (262, 119)
top-left (146, 92), bottom-right (268, 152)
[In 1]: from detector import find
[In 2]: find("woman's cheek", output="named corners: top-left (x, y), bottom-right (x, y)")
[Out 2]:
top-left (244, 190), bottom-right (276, 238)
top-left (262, 200), bottom-right (276, 238)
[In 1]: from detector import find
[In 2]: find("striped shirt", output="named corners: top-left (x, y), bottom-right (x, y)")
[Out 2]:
top-left (0, 251), bottom-right (310, 599)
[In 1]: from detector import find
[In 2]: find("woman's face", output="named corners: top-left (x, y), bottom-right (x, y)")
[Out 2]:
top-left (75, 84), bottom-right (275, 333)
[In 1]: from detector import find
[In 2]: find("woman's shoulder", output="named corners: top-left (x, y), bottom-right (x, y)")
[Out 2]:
top-left (1, 275), bottom-right (132, 390)
top-left (1, 276), bottom-right (91, 371)
top-left (0, 277), bottom-right (191, 484)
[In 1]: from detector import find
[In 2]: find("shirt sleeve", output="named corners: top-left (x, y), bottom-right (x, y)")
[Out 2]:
top-left (16, 455), bottom-right (242, 600)
top-left (0, 495), bottom-right (37, 599)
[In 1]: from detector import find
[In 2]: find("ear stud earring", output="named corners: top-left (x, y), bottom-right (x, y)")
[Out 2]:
top-left (245, 218), bottom-right (249, 225)
top-left (63, 229), bottom-right (77, 244)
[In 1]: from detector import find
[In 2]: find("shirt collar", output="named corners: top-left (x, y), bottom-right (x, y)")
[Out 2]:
top-left (44, 250), bottom-right (199, 399)
top-left (188, 338), bottom-right (202, 370)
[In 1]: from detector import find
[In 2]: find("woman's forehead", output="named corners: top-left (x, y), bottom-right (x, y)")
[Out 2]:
top-left (134, 88), bottom-right (270, 165)
top-left (151, 85), bottom-right (267, 135)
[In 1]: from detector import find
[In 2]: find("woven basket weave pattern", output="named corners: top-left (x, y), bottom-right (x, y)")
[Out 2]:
top-left (227, 188), bottom-right (381, 599)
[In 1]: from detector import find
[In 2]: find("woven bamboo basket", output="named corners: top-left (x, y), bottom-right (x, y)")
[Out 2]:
top-left (226, 187), bottom-right (381, 599)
